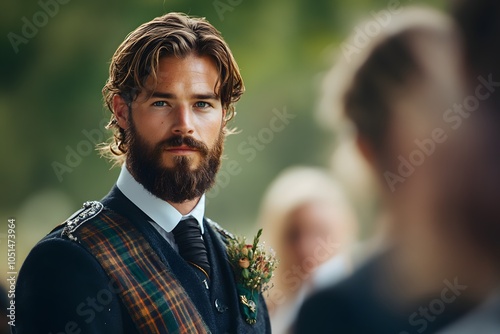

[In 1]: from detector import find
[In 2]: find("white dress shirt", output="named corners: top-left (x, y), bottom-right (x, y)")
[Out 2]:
top-left (116, 164), bottom-right (206, 252)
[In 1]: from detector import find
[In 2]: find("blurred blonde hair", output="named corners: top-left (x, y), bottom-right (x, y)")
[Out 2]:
top-left (258, 167), bottom-right (357, 301)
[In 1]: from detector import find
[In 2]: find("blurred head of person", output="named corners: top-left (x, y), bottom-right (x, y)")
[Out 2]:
top-left (99, 13), bottom-right (244, 204)
top-left (259, 167), bottom-right (357, 307)
top-left (321, 6), bottom-right (462, 207)
top-left (318, 7), bottom-right (482, 300)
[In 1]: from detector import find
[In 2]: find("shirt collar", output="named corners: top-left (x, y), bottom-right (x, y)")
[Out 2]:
top-left (116, 164), bottom-right (205, 234)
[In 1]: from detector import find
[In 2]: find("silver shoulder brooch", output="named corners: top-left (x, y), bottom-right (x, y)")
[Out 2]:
top-left (61, 201), bottom-right (103, 242)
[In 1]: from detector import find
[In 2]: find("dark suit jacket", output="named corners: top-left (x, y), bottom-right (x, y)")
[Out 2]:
top-left (14, 186), bottom-right (271, 333)
top-left (296, 252), bottom-right (473, 334)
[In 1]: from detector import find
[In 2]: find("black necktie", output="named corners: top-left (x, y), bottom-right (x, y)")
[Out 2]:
top-left (172, 218), bottom-right (211, 278)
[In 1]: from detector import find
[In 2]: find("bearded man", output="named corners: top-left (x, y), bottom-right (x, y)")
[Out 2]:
top-left (14, 12), bottom-right (271, 334)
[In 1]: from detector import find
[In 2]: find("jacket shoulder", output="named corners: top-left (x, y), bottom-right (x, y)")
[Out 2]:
top-left (15, 201), bottom-right (130, 333)
top-left (205, 218), bottom-right (236, 243)
top-left (21, 201), bottom-right (108, 272)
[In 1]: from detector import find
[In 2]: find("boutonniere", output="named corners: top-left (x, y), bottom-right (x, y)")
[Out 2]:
top-left (227, 229), bottom-right (278, 325)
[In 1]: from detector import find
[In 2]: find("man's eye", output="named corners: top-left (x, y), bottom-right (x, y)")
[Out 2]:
top-left (152, 101), bottom-right (168, 107)
top-left (194, 101), bottom-right (212, 108)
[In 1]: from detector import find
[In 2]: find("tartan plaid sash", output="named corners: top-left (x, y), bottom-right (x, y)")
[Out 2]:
top-left (64, 202), bottom-right (210, 334)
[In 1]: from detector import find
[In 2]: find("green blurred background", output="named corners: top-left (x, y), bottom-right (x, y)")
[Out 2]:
top-left (1, 0), bottom-right (444, 279)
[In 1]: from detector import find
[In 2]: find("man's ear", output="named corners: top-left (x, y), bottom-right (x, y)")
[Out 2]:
top-left (356, 134), bottom-right (378, 171)
top-left (113, 94), bottom-right (130, 130)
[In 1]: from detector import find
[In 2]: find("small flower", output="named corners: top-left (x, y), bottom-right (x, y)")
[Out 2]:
top-left (239, 258), bottom-right (250, 269)
top-left (241, 248), bottom-right (248, 256)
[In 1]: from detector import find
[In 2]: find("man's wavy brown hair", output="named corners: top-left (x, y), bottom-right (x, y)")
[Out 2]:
top-left (100, 12), bottom-right (244, 163)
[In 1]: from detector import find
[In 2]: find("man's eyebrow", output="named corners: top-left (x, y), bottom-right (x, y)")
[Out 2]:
top-left (150, 92), bottom-right (176, 99)
top-left (149, 91), bottom-right (219, 100)
top-left (192, 93), bottom-right (219, 100)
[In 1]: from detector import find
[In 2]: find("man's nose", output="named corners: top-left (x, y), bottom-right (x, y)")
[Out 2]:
top-left (171, 105), bottom-right (195, 135)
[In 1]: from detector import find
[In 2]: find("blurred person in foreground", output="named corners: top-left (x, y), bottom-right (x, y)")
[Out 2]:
top-left (296, 6), bottom-right (487, 333)
top-left (259, 167), bottom-right (357, 334)
top-left (431, 0), bottom-right (500, 332)
top-left (14, 13), bottom-right (271, 333)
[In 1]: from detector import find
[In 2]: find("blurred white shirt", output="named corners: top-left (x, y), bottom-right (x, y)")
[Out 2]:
top-left (271, 254), bottom-right (351, 334)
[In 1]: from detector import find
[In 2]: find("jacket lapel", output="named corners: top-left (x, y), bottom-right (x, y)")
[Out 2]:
top-left (205, 221), bottom-right (271, 333)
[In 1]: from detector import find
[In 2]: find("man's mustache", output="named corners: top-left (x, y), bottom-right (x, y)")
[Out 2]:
top-left (159, 135), bottom-right (209, 155)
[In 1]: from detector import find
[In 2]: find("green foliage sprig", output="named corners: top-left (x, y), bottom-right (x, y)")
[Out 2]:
top-left (227, 229), bottom-right (278, 292)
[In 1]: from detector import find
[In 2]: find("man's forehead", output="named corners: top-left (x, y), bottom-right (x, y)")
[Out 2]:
top-left (157, 55), bottom-right (218, 76)
top-left (139, 60), bottom-right (221, 99)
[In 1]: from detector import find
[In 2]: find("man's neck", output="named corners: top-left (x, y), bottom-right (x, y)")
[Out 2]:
top-left (168, 197), bottom-right (201, 216)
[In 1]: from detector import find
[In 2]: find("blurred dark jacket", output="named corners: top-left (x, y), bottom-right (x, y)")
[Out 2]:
top-left (296, 252), bottom-right (472, 334)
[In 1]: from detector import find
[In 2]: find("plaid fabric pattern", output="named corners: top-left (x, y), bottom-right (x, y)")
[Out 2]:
top-left (74, 208), bottom-right (210, 334)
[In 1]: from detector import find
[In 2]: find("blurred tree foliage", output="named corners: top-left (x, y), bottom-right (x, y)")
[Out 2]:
top-left (0, 0), bottom-right (443, 270)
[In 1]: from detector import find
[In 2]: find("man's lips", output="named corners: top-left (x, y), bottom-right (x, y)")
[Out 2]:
top-left (165, 145), bottom-right (199, 154)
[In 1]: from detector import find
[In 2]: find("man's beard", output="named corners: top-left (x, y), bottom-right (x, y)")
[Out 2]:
top-left (126, 121), bottom-right (224, 203)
